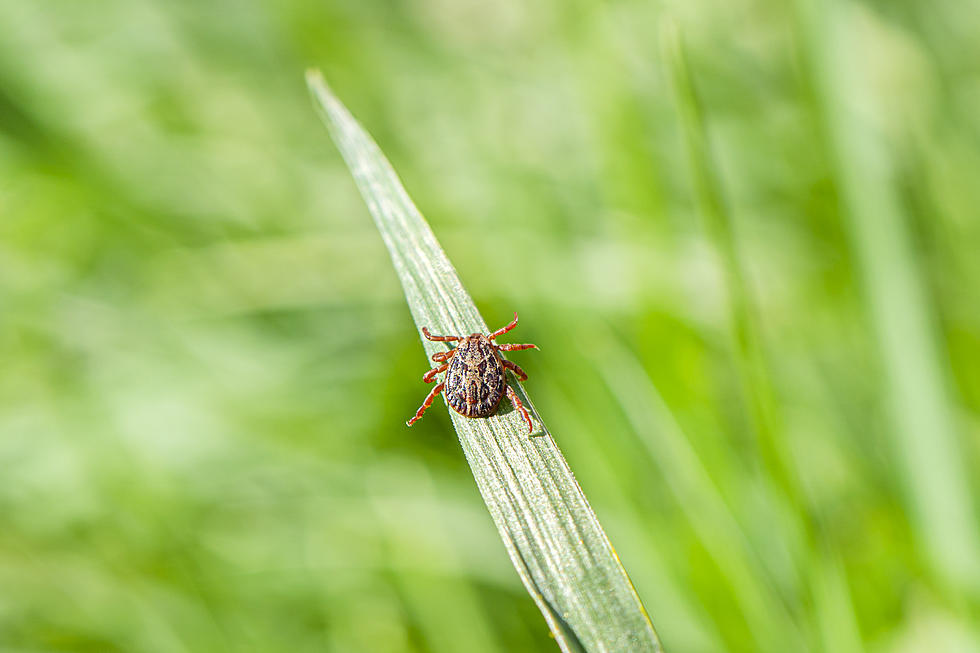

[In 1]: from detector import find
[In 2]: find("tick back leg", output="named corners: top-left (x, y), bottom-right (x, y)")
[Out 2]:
top-left (407, 382), bottom-right (446, 426)
top-left (489, 312), bottom-right (519, 340)
top-left (506, 385), bottom-right (534, 434)
top-left (497, 343), bottom-right (538, 352)
top-left (501, 359), bottom-right (528, 381)
top-left (422, 327), bottom-right (462, 343)
top-left (422, 363), bottom-right (449, 383)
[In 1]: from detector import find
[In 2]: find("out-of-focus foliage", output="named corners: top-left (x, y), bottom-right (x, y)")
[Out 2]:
top-left (0, 1), bottom-right (978, 652)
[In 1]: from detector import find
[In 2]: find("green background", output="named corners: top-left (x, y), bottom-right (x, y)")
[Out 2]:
top-left (1, 0), bottom-right (978, 651)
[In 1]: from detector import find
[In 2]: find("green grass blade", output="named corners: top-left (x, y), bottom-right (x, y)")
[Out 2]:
top-left (306, 69), bottom-right (662, 653)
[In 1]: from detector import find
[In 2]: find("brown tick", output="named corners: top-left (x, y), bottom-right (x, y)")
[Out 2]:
top-left (406, 312), bottom-right (539, 433)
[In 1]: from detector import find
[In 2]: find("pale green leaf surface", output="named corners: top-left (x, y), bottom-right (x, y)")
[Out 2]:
top-left (307, 69), bottom-right (661, 653)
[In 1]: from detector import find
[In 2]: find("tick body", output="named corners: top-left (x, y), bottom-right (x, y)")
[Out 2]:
top-left (407, 313), bottom-right (538, 433)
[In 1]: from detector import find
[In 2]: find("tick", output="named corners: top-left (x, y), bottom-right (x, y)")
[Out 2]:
top-left (406, 312), bottom-right (539, 433)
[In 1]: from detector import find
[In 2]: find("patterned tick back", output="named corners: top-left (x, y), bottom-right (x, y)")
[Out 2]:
top-left (445, 334), bottom-right (506, 417)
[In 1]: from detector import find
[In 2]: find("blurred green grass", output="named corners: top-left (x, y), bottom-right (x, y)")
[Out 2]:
top-left (1, 1), bottom-right (979, 652)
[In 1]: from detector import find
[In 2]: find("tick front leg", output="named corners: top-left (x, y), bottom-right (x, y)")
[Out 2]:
top-left (505, 384), bottom-right (534, 434)
top-left (496, 343), bottom-right (538, 352)
top-left (422, 327), bottom-right (462, 343)
top-left (422, 363), bottom-right (449, 383)
top-left (431, 350), bottom-right (454, 362)
top-left (407, 382), bottom-right (446, 426)
top-left (488, 312), bottom-right (519, 340)
top-left (501, 359), bottom-right (527, 381)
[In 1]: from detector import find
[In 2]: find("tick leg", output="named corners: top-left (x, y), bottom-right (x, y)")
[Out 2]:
top-left (497, 343), bottom-right (539, 352)
top-left (422, 326), bottom-right (462, 343)
top-left (506, 385), bottom-right (534, 434)
top-left (423, 363), bottom-right (449, 383)
top-left (488, 312), bottom-right (519, 340)
top-left (407, 382), bottom-right (446, 426)
top-left (501, 359), bottom-right (527, 381)
top-left (431, 350), bottom-right (455, 362)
